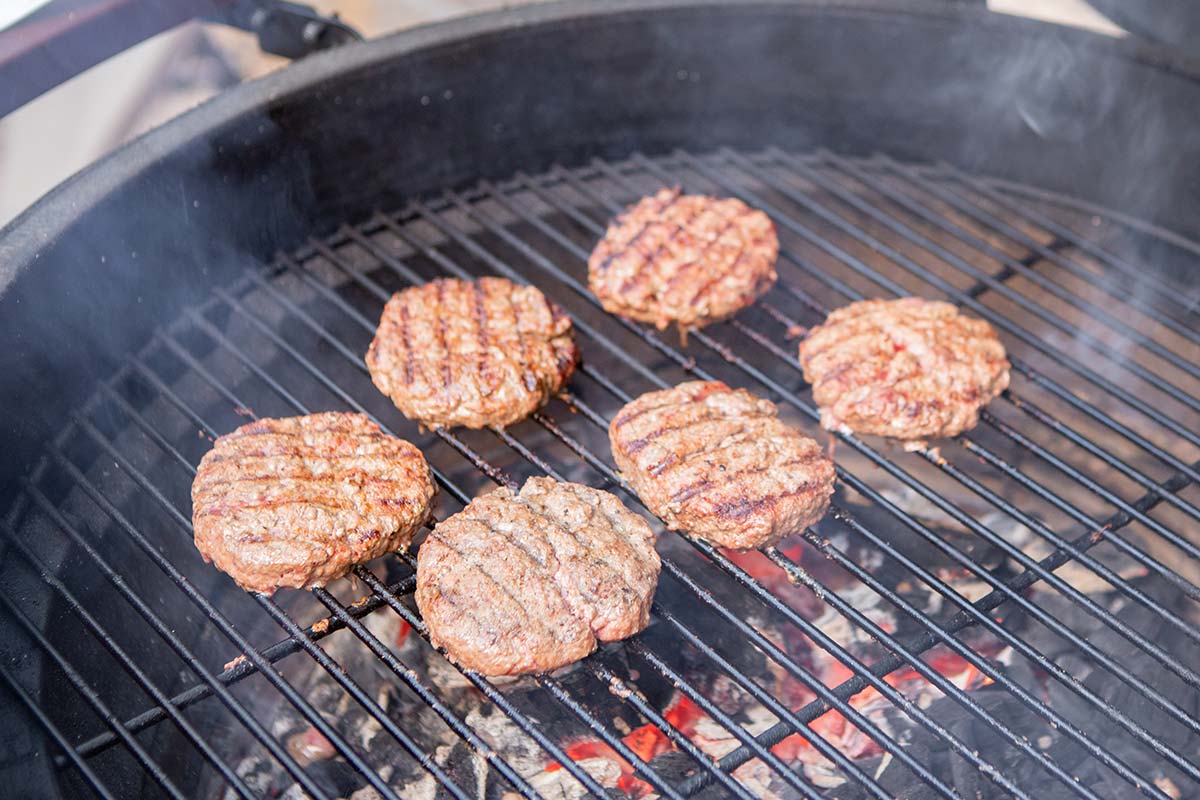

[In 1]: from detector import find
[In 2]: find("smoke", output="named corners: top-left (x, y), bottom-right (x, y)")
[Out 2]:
top-left (0, 94), bottom-right (317, 493)
top-left (928, 13), bottom-right (1197, 243)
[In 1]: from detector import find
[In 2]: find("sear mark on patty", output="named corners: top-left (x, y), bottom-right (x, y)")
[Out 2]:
top-left (610, 381), bottom-right (835, 551)
top-left (191, 412), bottom-right (436, 594)
top-left (798, 297), bottom-right (1010, 440)
top-left (588, 189), bottom-right (779, 333)
top-left (366, 277), bottom-right (579, 429)
top-left (415, 477), bottom-right (660, 676)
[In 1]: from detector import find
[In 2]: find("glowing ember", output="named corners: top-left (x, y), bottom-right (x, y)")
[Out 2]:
top-left (285, 725), bottom-right (335, 767)
top-left (395, 619), bottom-right (412, 647)
top-left (544, 538), bottom-right (1002, 798)
top-left (546, 696), bottom-right (703, 797)
top-left (769, 650), bottom-right (995, 765)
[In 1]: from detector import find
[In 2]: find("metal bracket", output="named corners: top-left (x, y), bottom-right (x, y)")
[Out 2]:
top-left (211, 0), bottom-right (363, 60)
top-left (1084, 0), bottom-right (1200, 52)
top-left (0, 0), bottom-right (365, 117)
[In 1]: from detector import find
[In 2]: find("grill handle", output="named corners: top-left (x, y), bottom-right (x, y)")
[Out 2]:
top-left (0, 0), bottom-right (362, 117)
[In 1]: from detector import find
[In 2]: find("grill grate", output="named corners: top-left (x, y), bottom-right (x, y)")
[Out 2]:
top-left (3, 149), bottom-right (1199, 800)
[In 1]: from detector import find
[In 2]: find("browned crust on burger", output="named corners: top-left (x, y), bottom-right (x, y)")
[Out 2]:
top-left (191, 412), bottom-right (436, 594)
top-left (366, 277), bottom-right (579, 429)
top-left (588, 189), bottom-right (778, 332)
top-left (415, 477), bottom-right (659, 676)
top-left (609, 381), bottom-right (835, 550)
top-left (798, 298), bottom-right (1010, 440)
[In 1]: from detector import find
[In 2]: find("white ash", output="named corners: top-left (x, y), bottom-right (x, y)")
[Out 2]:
top-left (880, 483), bottom-right (1147, 596)
top-left (732, 757), bottom-right (790, 799)
top-left (878, 486), bottom-right (964, 531)
top-left (685, 698), bottom-right (892, 796)
top-left (806, 583), bottom-right (893, 653)
top-left (991, 511), bottom-right (1146, 593)
top-left (527, 757), bottom-right (623, 799)
top-left (221, 755), bottom-right (285, 800)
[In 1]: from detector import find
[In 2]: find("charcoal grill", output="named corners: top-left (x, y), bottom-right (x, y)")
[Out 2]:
top-left (2, 2), bottom-right (1199, 798)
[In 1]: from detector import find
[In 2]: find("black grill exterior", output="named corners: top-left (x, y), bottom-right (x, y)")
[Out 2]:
top-left (2, 4), bottom-right (1199, 799)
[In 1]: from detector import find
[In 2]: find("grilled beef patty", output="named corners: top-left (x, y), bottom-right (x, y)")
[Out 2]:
top-left (588, 188), bottom-right (778, 332)
top-left (798, 298), bottom-right (1010, 440)
top-left (366, 277), bottom-right (579, 429)
top-left (191, 412), bottom-right (436, 594)
top-left (415, 477), bottom-right (659, 676)
top-left (610, 381), bottom-right (835, 550)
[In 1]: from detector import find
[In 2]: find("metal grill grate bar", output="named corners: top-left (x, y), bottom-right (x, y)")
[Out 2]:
top-left (134, 326), bottom-right (548, 797)
top-left (201, 287), bottom-right (656, 797)
top-left (732, 310), bottom-right (1200, 608)
top-left (715, 309), bottom-right (1195, 681)
top-left (994, 391), bottom-right (1200, 524)
top-left (448, 165), bottom-right (1190, 796)
top-left (104, 198), bottom-right (998, 799)
top-left (289, 219), bottom-right (940, 799)
top-left (249, 592), bottom-right (476, 800)
top-left (406, 191), bottom-right (1054, 789)
top-left (541, 160), bottom-right (1200, 674)
top-left (813, 479), bottom-right (1200, 738)
top-left (530, 385), bottom-right (1053, 794)
top-left (770, 225), bottom-right (1200, 489)
top-left (68, 415), bottom-right (417, 800)
top-left (1, 503), bottom-right (255, 799)
top-left (929, 158), bottom-right (1200, 319)
top-left (512, 168), bottom-right (1192, 553)
top-left (730, 279), bottom-right (1200, 651)
top-left (346, 564), bottom-right (618, 800)
top-left (206, 265), bottom-right (678, 796)
top-left (963, 426), bottom-right (1200, 599)
top-left (590, 660), bottom-right (802, 800)
top-left (504, 167), bottom-right (1190, 662)
top-left (0, 659), bottom-right (118, 800)
top-left (31, 438), bottom-right (336, 797)
top-left (151, 277), bottom-right (714, 798)
top-left (35, 441), bottom-right (344, 797)
top-left (854, 151), bottom-right (1200, 347)
top-left (628, 232), bottom-right (1200, 662)
top-left (69, 350), bottom-right (419, 758)
top-left (527, 391), bottom-right (1013, 798)
top-left (764, 528), bottom-right (1200, 780)
top-left (792, 150), bottom-right (1200, 376)
top-left (0, 578), bottom-right (189, 799)
top-left (393, 182), bottom-right (1184, 798)
top-left (646, 152), bottom-right (1200, 450)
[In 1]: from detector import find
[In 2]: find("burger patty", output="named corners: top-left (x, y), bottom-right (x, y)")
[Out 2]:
top-left (366, 277), bottom-right (579, 429)
top-left (191, 412), bottom-right (436, 594)
top-left (610, 381), bottom-right (835, 550)
top-left (588, 188), bottom-right (778, 332)
top-left (415, 477), bottom-right (660, 676)
top-left (798, 298), bottom-right (1010, 440)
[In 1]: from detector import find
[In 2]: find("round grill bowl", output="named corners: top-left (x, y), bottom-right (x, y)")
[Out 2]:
top-left (2, 3), bottom-right (1200, 799)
